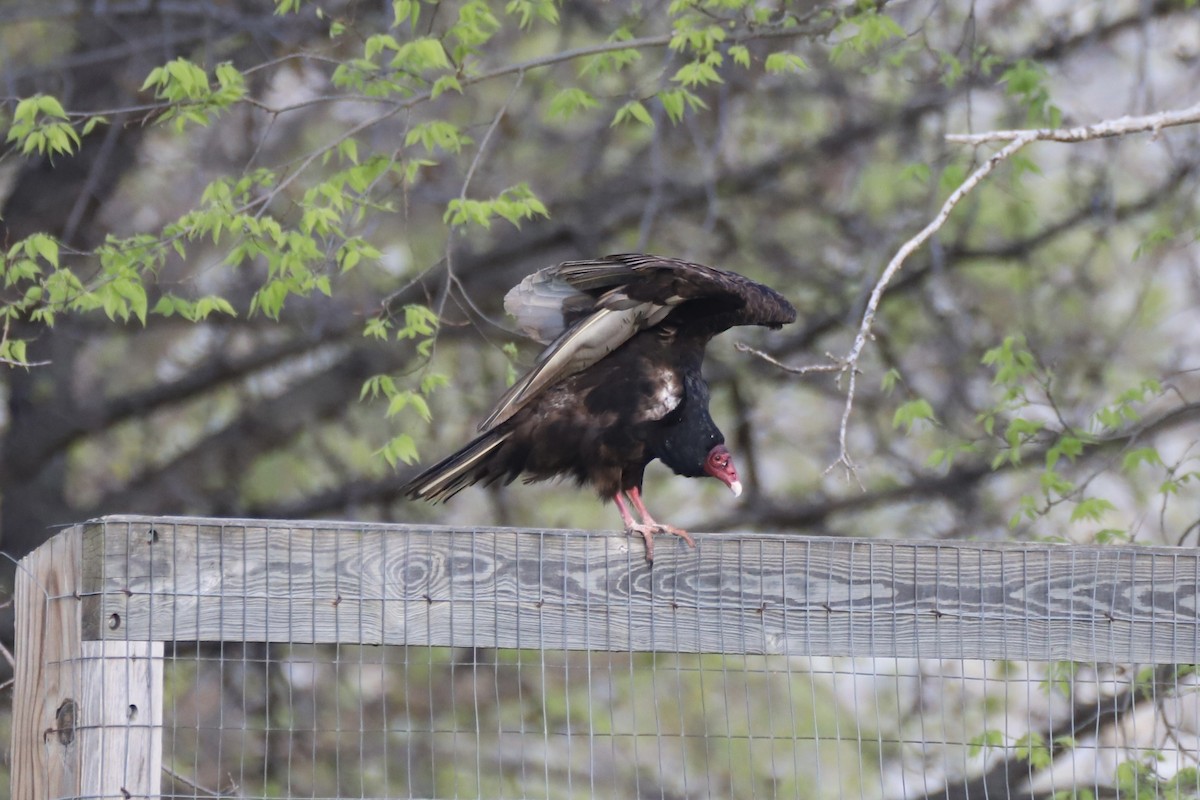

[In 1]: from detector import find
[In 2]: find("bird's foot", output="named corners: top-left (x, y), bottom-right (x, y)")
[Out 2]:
top-left (626, 523), bottom-right (695, 562)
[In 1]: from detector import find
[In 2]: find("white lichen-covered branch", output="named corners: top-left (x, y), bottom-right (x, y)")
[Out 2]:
top-left (946, 101), bottom-right (1200, 145)
top-left (825, 100), bottom-right (1200, 477)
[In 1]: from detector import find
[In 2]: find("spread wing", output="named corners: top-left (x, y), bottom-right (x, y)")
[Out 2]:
top-left (479, 253), bottom-right (796, 431)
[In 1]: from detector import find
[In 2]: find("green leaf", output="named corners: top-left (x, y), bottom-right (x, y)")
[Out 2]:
top-left (378, 433), bottom-right (420, 467)
top-left (446, 184), bottom-right (548, 230)
top-left (337, 137), bottom-right (359, 165)
top-left (408, 392), bottom-right (432, 422)
top-left (612, 100), bottom-right (654, 128)
top-left (967, 729), bottom-right (1005, 756)
top-left (35, 94), bottom-right (69, 120)
top-left (999, 58), bottom-right (1062, 127)
top-left (1070, 497), bottom-right (1116, 524)
top-left (660, 90), bottom-right (685, 124)
top-left (420, 372), bottom-right (449, 395)
top-left (1045, 436), bottom-right (1084, 470)
top-left (364, 33), bottom-right (400, 60)
top-left (892, 398), bottom-right (936, 432)
top-left (390, 37), bottom-right (451, 72)
top-left (729, 44), bottom-right (751, 68)
top-left (1133, 225), bottom-right (1175, 261)
top-left (580, 28), bottom-right (641, 77)
top-left (444, 198), bottom-right (494, 229)
top-left (982, 334), bottom-right (1037, 386)
top-left (6, 95), bottom-right (82, 158)
top-left (765, 52), bottom-right (809, 75)
top-left (1013, 732), bottom-right (1051, 770)
top-left (26, 234), bottom-right (59, 268)
top-left (194, 295), bottom-right (237, 319)
top-left (363, 317), bottom-right (392, 341)
top-left (1094, 528), bottom-right (1130, 544)
top-left (926, 441), bottom-right (979, 470)
top-left (1038, 469), bottom-right (1073, 497)
top-left (1121, 447), bottom-right (1163, 472)
top-left (505, 0), bottom-right (559, 29)
top-left (393, 0), bottom-right (420, 28)
top-left (830, 8), bottom-right (905, 64)
top-left (939, 162), bottom-right (967, 193)
top-left (672, 54), bottom-right (724, 87)
top-left (938, 51), bottom-right (963, 87)
top-left (545, 87), bottom-right (599, 121)
top-left (1004, 417), bottom-right (1043, 450)
top-left (81, 116), bottom-right (109, 136)
top-left (405, 120), bottom-right (472, 154)
top-left (399, 304), bottom-right (439, 338)
top-left (431, 75), bottom-right (463, 98)
top-left (447, 0), bottom-right (502, 61)
top-left (3, 338), bottom-right (29, 365)
top-left (656, 89), bottom-right (706, 123)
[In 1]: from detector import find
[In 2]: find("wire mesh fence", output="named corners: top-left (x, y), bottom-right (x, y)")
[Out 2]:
top-left (153, 646), bottom-right (1199, 800)
top-left (12, 516), bottom-right (1200, 799)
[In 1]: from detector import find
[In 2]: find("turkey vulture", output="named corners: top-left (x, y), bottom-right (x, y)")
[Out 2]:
top-left (403, 254), bottom-right (796, 560)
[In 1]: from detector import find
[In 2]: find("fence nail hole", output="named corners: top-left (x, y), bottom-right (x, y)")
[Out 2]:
top-left (128, 704), bottom-right (138, 720)
top-left (108, 612), bottom-right (121, 630)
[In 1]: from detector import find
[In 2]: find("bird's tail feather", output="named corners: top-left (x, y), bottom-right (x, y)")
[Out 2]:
top-left (403, 429), bottom-right (512, 503)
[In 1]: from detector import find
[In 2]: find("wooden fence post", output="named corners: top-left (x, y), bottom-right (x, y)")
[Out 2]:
top-left (12, 527), bottom-right (84, 800)
top-left (11, 527), bottom-right (163, 800)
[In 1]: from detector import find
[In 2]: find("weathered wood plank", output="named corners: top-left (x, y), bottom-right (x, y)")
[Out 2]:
top-left (81, 515), bottom-right (1200, 663)
top-left (78, 641), bottom-right (163, 800)
top-left (12, 527), bottom-right (84, 800)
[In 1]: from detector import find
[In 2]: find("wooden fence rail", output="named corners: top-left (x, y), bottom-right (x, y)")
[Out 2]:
top-left (11, 514), bottom-right (1200, 798)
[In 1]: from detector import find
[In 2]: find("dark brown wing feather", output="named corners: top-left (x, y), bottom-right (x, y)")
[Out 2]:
top-left (483, 254), bottom-right (796, 430)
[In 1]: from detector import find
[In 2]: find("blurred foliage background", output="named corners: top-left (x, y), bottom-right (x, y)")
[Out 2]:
top-left (2, 0), bottom-right (1200, 796)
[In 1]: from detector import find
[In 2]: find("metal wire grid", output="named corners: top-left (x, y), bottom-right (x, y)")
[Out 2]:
top-left (16, 517), bottom-right (1200, 799)
top-left (56, 646), bottom-right (1200, 799)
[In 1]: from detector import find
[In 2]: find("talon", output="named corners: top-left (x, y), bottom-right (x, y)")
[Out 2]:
top-left (614, 489), bottom-right (694, 562)
top-left (655, 524), bottom-right (695, 549)
top-left (624, 523), bottom-right (694, 562)
top-left (626, 523), bottom-right (659, 562)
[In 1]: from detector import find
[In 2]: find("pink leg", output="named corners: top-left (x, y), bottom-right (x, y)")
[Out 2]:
top-left (613, 492), bottom-right (638, 528)
top-left (615, 488), bottom-right (694, 562)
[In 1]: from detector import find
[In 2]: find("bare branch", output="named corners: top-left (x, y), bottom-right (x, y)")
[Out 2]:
top-left (947, 101), bottom-right (1200, 145)
top-left (828, 100), bottom-right (1200, 478)
top-left (161, 765), bottom-right (226, 798)
top-left (829, 133), bottom-right (1038, 478)
top-left (734, 342), bottom-right (843, 377)
top-left (0, 358), bottom-right (51, 368)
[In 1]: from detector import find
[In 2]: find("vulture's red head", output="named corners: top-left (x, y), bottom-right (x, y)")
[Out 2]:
top-left (703, 444), bottom-right (742, 497)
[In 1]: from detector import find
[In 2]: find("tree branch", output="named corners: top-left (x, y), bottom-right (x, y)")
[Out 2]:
top-left (829, 133), bottom-right (1038, 477)
top-left (826, 98), bottom-right (1200, 479)
top-left (948, 101), bottom-right (1200, 145)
